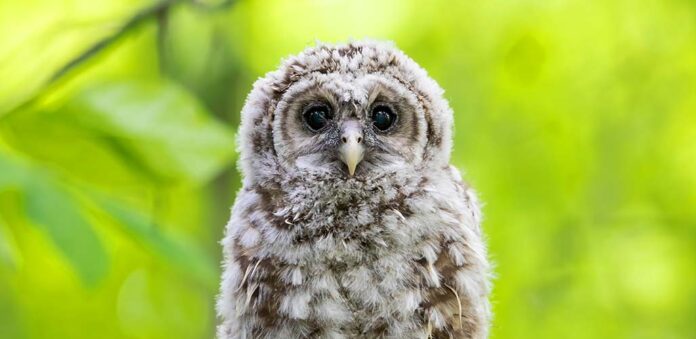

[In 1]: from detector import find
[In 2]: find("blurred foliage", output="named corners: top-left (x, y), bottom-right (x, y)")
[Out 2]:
top-left (0, 0), bottom-right (695, 338)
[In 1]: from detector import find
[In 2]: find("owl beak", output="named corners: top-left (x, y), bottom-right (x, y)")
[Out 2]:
top-left (339, 122), bottom-right (365, 176)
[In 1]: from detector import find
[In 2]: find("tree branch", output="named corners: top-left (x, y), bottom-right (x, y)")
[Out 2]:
top-left (0, 0), bottom-right (183, 120)
top-left (50, 0), bottom-right (183, 83)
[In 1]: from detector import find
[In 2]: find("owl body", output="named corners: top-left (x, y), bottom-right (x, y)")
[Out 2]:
top-left (218, 41), bottom-right (490, 338)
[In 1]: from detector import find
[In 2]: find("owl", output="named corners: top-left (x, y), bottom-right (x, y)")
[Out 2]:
top-left (217, 41), bottom-right (491, 339)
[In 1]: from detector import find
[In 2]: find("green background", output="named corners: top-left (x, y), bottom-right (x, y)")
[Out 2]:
top-left (1, 0), bottom-right (695, 338)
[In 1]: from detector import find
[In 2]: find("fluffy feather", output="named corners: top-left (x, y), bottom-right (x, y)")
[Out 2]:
top-left (217, 41), bottom-right (491, 338)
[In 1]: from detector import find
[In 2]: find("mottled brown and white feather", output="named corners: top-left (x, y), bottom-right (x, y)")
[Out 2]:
top-left (217, 41), bottom-right (491, 339)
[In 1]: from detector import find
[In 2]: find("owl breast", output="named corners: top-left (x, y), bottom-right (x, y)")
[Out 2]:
top-left (219, 167), bottom-right (488, 339)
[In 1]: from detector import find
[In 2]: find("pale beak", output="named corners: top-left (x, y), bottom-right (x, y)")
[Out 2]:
top-left (338, 121), bottom-right (365, 176)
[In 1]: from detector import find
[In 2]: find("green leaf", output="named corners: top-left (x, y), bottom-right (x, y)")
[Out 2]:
top-left (0, 217), bottom-right (20, 269)
top-left (116, 269), bottom-right (211, 339)
top-left (2, 108), bottom-right (161, 191)
top-left (24, 179), bottom-right (109, 286)
top-left (96, 195), bottom-right (217, 290)
top-left (62, 80), bottom-right (235, 184)
top-left (0, 152), bottom-right (28, 269)
top-left (0, 152), bottom-right (28, 190)
top-left (0, 0), bottom-right (160, 115)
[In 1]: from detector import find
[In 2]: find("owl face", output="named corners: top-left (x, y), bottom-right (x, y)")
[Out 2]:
top-left (273, 72), bottom-right (429, 178)
top-left (237, 41), bottom-right (454, 184)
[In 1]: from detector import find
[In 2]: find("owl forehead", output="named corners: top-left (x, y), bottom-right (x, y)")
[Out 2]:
top-left (297, 73), bottom-right (369, 106)
top-left (278, 71), bottom-right (418, 114)
top-left (319, 73), bottom-right (369, 105)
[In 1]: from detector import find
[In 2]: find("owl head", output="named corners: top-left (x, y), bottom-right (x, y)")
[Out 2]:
top-left (237, 41), bottom-right (454, 184)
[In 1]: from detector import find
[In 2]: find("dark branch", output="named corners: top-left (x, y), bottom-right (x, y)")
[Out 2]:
top-left (50, 0), bottom-right (182, 83)
top-left (1, 0), bottom-right (237, 120)
top-left (156, 4), bottom-right (171, 74)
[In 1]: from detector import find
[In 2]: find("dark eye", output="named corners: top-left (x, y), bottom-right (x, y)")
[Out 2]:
top-left (371, 105), bottom-right (397, 131)
top-left (303, 104), bottom-right (333, 131)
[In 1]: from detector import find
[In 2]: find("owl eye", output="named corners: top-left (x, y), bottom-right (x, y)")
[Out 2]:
top-left (371, 105), bottom-right (397, 131)
top-left (303, 104), bottom-right (333, 132)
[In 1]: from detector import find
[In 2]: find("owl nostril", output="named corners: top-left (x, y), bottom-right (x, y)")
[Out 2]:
top-left (340, 121), bottom-right (363, 145)
top-left (341, 136), bottom-right (362, 144)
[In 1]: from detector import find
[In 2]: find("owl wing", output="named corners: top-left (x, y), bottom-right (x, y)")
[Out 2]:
top-left (217, 188), bottom-right (273, 338)
top-left (421, 166), bottom-right (490, 339)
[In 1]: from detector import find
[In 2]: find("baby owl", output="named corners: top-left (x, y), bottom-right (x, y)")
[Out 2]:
top-left (217, 41), bottom-right (491, 339)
